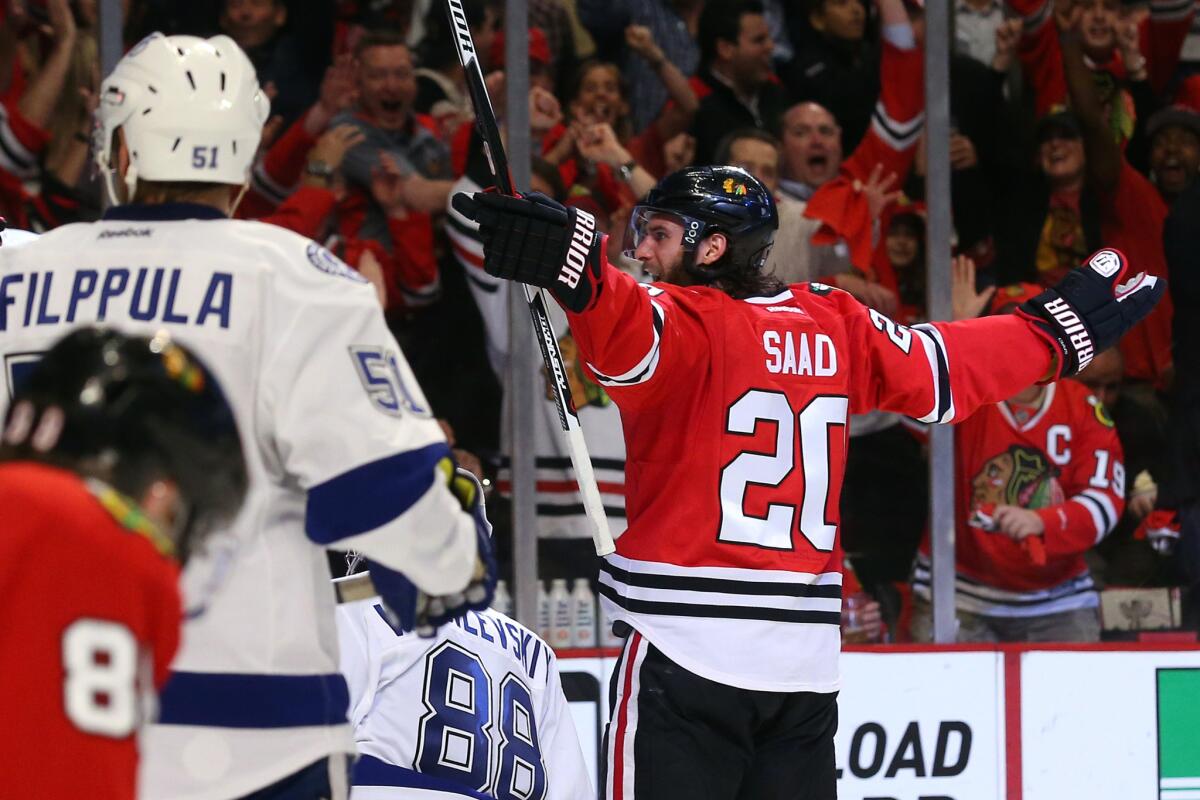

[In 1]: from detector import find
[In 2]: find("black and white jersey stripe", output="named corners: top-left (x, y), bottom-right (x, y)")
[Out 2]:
top-left (912, 553), bottom-right (1097, 616)
top-left (1150, 0), bottom-right (1192, 22)
top-left (911, 323), bottom-right (955, 424)
top-left (1074, 488), bottom-right (1119, 543)
top-left (0, 106), bottom-right (37, 181)
top-left (1020, 0), bottom-right (1052, 31)
top-left (871, 102), bottom-right (924, 152)
top-left (587, 299), bottom-right (665, 388)
top-left (250, 159), bottom-right (292, 206)
top-left (598, 554), bottom-right (843, 625)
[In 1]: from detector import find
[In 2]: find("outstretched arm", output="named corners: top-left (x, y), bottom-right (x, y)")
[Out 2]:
top-left (846, 248), bottom-right (1165, 421)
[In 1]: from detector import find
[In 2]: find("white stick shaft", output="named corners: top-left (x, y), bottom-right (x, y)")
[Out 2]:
top-left (523, 285), bottom-right (617, 556)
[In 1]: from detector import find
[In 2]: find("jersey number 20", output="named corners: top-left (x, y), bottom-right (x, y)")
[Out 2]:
top-left (719, 391), bottom-right (848, 552)
top-left (416, 642), bottom-right (547, 800)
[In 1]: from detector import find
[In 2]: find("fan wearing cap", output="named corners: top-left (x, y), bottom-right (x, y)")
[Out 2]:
top-left (0, 327), bottom-right (247, 800)
top-left (1146, 104), bottom-right (1200, 202)
top-left (910, 267), bottom-right (1125, 644)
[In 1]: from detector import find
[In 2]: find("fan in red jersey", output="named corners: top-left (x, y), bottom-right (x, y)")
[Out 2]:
top-left (453, 157), bottom-right (1162, 797)
top-left (909, 275), bottom-right (1124, 642)
top-left (0, 327), bottom-right (247, 800)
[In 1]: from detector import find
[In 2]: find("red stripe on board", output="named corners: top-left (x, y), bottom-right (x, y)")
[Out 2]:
top-left (496, 479), bottom-right (626, 495)
top-left (554, 646), bottom-right (623, 659)
top-left (1005, 649), bottom-right (1022, 800)
top-left (612, 632), bottom-right (641, 800)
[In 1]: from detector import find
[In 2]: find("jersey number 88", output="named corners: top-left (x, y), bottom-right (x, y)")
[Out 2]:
top-left (416, 642), bottom-right (547, 800)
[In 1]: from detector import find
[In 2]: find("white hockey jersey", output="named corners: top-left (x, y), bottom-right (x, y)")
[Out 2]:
top-left (337, 597), bottom-right (592, 800)
top-left (0, 203), bottom-right (479, 799)
top-left (446, 175), bottom-right (627, 541)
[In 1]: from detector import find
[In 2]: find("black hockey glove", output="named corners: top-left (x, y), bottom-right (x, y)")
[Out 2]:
top-left (1016, 247), bottom-right (1165, 379)
top-left (451, 191), bottom-right (607, 313)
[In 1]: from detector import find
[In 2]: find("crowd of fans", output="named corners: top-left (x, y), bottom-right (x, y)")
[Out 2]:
top-left (2, 0), bottom-right (1197, 643)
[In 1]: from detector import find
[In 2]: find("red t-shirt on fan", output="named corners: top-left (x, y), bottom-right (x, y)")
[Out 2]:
top-left (0, 462), bottom-right (181, 800)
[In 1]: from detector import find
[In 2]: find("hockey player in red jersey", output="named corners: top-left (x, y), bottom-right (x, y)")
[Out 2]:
top-left (453, 165), bottom-right (1163, 799)
top-left (0, 327), bottom-right (247, 800)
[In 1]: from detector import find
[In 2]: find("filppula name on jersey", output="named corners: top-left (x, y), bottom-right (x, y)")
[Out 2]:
top-left (0, 267), bottom-right (233, 331)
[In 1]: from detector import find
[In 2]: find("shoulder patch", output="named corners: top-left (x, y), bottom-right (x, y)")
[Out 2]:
top-left (807, 282), bottom-right (835, 296)
top-left (306, 243), bottom-right (368, 284)
top-left (1088, 395), bottom-right (1115, 428)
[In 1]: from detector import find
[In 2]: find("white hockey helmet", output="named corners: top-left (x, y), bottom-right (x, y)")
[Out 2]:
top-left (95, 33), bottom-right (270, 204)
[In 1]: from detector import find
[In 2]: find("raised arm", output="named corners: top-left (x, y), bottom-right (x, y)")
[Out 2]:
top-left (840, 0), bottom-right (924, 184)
top-left (1059, 3), bottom-right (1122, 192)
top-left (624, 25), bottom-right (700, 142)
top-left (15, 0), bottom-right (77, 130)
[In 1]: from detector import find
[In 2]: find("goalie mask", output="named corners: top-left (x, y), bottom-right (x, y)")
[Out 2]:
top-left (625, 165), bottom-right (778, 284)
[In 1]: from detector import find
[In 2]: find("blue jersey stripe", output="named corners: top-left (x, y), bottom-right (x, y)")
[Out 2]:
top-left (306, 442), bottom-right (452, 544)
top-left (353, 755), bottom-right (492, 799)
top-left (157, 672), bottom-right (349, 728)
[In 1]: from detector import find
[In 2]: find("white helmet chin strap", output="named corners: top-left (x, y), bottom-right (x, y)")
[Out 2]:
top-left (230, 182), bottom-right (251, 216)
top-left (123, 163), bottom-right (139, 205)
top-left (100, 152), bottom-right (139, 208)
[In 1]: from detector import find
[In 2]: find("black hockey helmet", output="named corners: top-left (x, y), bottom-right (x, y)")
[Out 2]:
top-left (1, 327), bottom-right (248, 562)
top-left (626, 165), bottom-right (778, 283)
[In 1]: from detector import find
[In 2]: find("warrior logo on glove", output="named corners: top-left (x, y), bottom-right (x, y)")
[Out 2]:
top-left (1088, 249), bottom-right (1123, 278)
top-left (562, 208), bottom-right (597, 291)
top-left (1016, 247), bottom-right (1164, 379)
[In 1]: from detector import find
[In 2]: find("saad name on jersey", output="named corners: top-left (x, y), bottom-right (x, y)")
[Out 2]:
top-left (762, 329), bottom-right (838, 377)
top-left (0, 266), bottom-right (234, 332)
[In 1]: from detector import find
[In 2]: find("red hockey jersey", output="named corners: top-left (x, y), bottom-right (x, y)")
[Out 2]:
top-left (913, 380), bottom-right (1125, 617)
top-left (0, 463), bottom-right (182, 800)
top-left (567, 263), bottom-right (1054, 691)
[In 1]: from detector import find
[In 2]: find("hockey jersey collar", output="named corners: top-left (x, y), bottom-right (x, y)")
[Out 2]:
top-left (102, 202), bottom-right (226, 222)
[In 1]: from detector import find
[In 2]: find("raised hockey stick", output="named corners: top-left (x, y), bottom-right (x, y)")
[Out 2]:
top-left (444, 0), bottom-right (616, 556)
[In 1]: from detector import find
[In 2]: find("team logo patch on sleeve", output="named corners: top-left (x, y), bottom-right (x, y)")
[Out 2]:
top-left (306, 243), bottom-right (369, 283)
top-left (1089, 396), bottom-right (1115, 428)
top-left (807, 282), bottom-right (835, 296)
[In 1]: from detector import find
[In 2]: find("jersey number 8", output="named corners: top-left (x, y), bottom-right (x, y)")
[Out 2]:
top-left (62, 619), bottom-right (139, 738)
